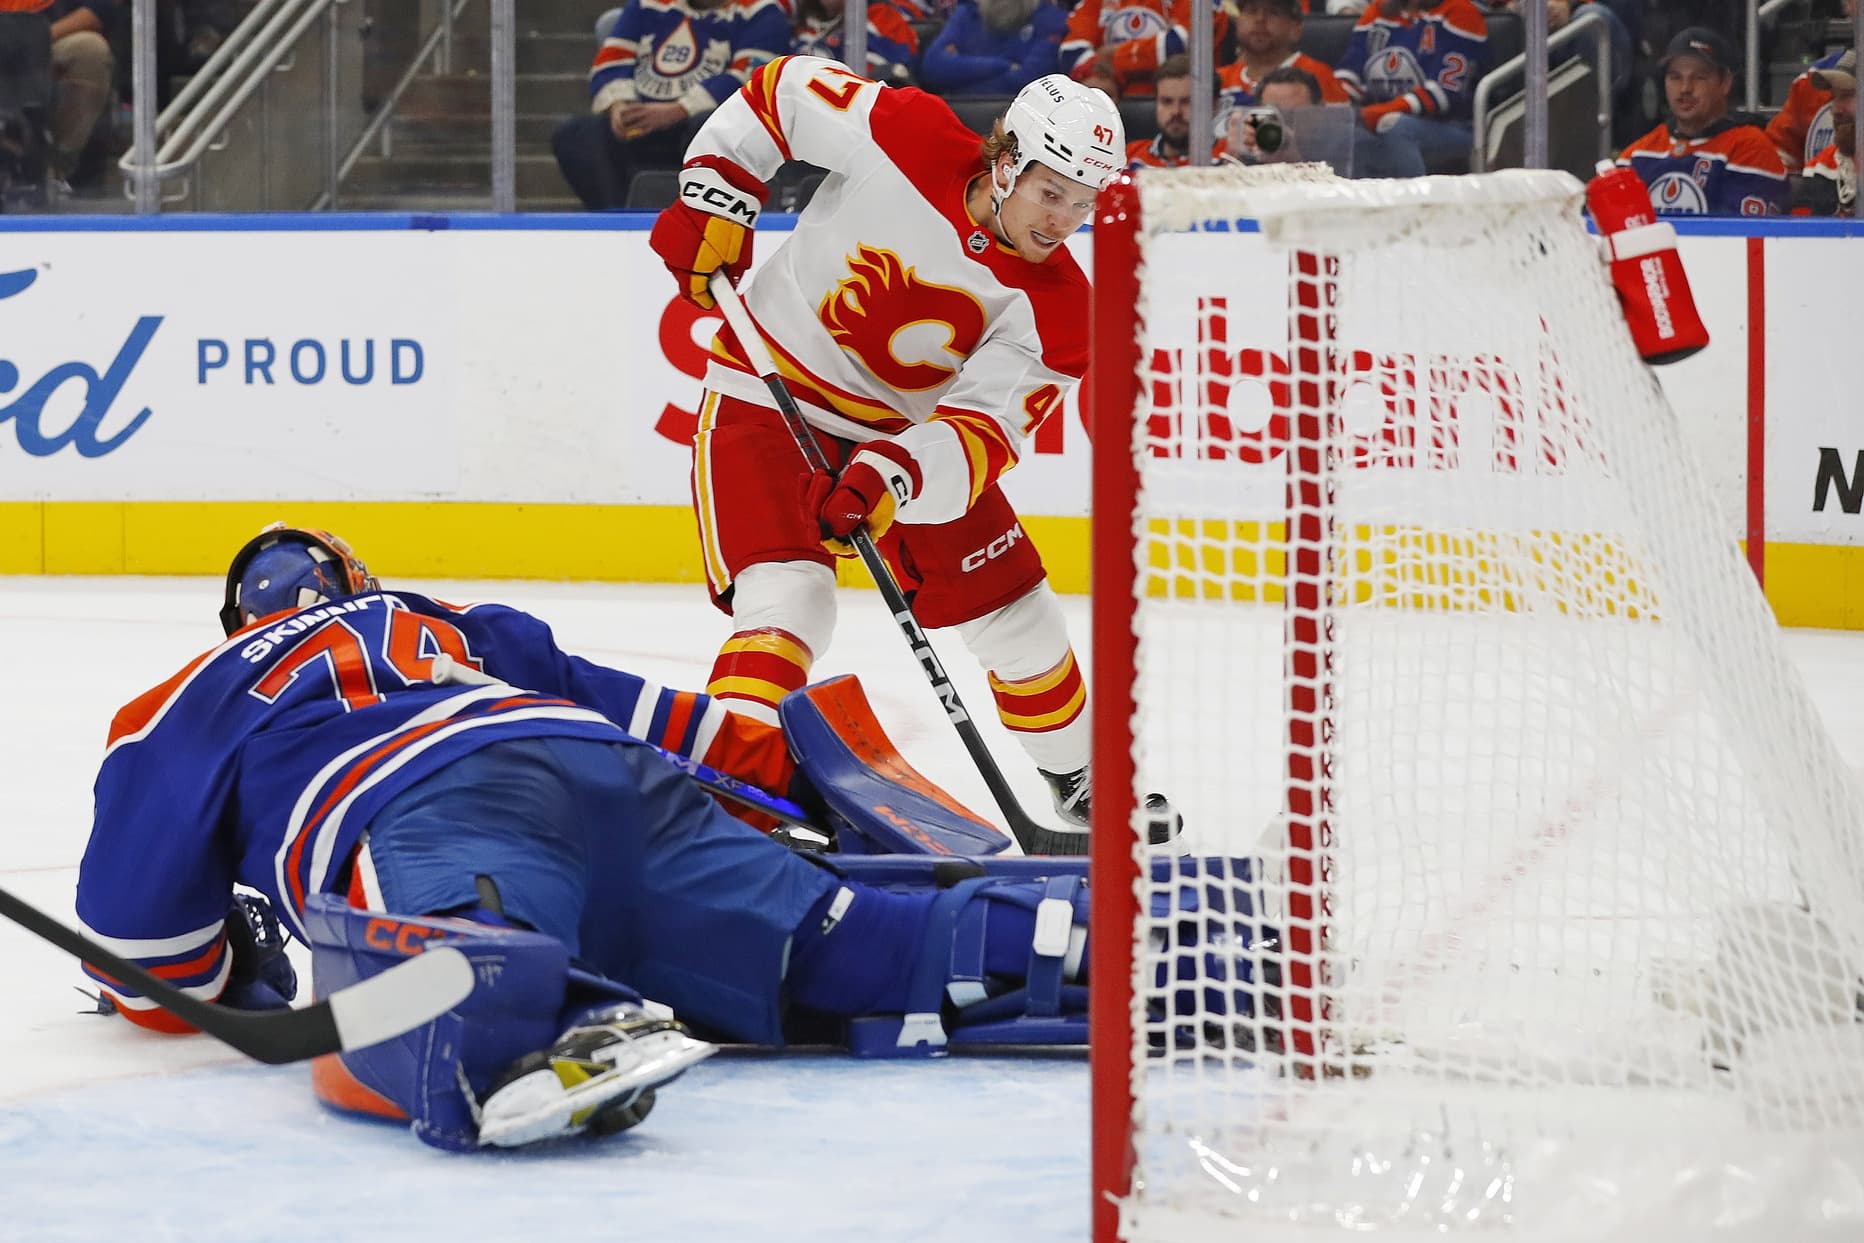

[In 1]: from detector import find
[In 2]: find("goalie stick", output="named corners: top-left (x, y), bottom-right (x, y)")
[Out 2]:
top-left (0, 884), bottom-right (474, 1066)
top-left (707, 272), bottom-right (1088, 858)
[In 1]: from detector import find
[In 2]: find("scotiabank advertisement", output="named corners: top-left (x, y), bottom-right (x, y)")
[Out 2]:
top-left (0, 217), bottom-right (1841, 555)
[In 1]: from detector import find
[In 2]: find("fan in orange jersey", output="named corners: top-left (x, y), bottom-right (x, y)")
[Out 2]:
top-left (1058, 0), bottom-right (1229, 99)
top-left (648, 62), bottom-right (1137, 830)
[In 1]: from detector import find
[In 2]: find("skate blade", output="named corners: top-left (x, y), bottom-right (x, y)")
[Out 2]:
top-left (478, 1030), bottom-right (716, 1148)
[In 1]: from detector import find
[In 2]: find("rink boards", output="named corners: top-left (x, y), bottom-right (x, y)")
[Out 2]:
top-left (0, 212), bottom-right (1859, 628)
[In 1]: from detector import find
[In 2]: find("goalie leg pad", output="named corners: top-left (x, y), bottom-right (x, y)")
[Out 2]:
top-left (787, 871), bottom-right (1092, 1057)
top-left (303, 894), bottom-right (644, 1151)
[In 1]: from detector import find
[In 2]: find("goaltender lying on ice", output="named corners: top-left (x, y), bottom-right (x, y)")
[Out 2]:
top-left (72, 523), bottom-right (1277, 1151)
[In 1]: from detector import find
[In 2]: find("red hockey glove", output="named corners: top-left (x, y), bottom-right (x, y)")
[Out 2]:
top-left (1586, 162), bottom-right (1709, 365)
top-left (811, 441), bottom-right (923, 555)
top-left (649, 156), bottom-right (769, 310)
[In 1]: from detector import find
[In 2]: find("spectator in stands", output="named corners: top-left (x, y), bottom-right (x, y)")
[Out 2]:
top-left (552, 0), bottom-right (789, 210)
top-left (1790, 50), bottom-right (1855, 216)
top-left (1617, 27), bottom-right (1787, 215)
top-left (1226, 63), bottom-right (1324, 162)
top-left (1334, 0), bottom-right (1488, 175)
top-left (1059, 0), bottom-right (1228, 100)
top-left (919, 0), bottom-right (1066, 96)
top-left (1219, 0), bottom-right (1349, 118)
top-left (1126, 52), bottom-right (1199, 166)
top-left (792, 0), bottom-right (919, 86)
top-left (1769, 2), bottom-right (1852, 173)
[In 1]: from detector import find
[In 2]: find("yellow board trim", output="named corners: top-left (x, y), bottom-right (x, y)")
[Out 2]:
top-left (7, 501), bottom-right (1859, 633)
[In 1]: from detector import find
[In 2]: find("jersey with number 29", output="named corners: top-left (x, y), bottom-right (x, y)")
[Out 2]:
top-left (689, 55), bottom-right (1093, 525)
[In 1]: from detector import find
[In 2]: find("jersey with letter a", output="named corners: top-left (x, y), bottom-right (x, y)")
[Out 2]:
top-left (1617, 118), bottom-right (1788, 216)
top-left (1335, 0), bottom-right (1487, 123)
top-left (688, 55), bottom-right (1090, 525)
top-left (75, 591), bottom-right (791, 1032)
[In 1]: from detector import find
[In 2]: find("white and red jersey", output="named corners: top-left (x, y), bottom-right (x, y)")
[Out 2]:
top-left (686, 55), bottom-right (1089, 525)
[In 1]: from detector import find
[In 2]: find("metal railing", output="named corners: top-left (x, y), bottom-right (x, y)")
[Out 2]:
top-left (316, 0), bottom-right (490, 210)
top-left (118, 0), bottom-right (366, 211)
top-left (1472, 7), bottom-right (1613, 175)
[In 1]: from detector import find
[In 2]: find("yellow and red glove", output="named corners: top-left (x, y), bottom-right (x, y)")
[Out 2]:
top-left (649, 155), bottom-right (769, 310)
top-left (809, 441), bottom-right (923, 555)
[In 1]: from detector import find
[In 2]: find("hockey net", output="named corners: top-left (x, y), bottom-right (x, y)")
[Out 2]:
top-left (1087, 167), bottom-right (1864, 1241)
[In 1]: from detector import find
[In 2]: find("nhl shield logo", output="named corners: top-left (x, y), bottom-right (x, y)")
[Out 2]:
top-left (968, 229), bottom-right (990, 254)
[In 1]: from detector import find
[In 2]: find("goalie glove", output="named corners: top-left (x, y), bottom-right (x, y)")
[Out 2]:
top-left (1586, 161), bottom-right (1709, 366)
top-left (810, 440), bottom-right (923, 555)
top-left (649, 155), bottom-right (769, 311)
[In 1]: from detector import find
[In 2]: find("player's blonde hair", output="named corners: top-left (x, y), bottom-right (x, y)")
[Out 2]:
top-left (980, 118), bottom-right (1016, 168)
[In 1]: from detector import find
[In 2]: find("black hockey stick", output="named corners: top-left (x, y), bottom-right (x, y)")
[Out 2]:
top-left (707, 273), bottom-right (1086, 857)
top-left (0, 885), bottom-right (474, 1066)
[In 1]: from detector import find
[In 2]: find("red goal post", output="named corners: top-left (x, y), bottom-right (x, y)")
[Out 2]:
top-left (1087, 166), bottom-right (1864, 1242)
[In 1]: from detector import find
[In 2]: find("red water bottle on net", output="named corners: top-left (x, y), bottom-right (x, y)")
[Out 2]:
top-left (1586, 160), bottom-right (1709, 365)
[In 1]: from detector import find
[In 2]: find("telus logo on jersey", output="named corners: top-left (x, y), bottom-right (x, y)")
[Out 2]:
top-left (819, 245), bottom-right (988, 392)
top-left (0, 267), bottom-right (159, 458)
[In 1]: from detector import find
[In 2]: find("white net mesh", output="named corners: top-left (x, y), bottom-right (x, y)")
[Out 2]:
top-left (1114, 167), bottom-right (1864, 1239)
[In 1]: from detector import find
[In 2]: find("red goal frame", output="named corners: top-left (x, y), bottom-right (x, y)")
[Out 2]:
top-left (1088, 175), bottom-right (1338, 1242)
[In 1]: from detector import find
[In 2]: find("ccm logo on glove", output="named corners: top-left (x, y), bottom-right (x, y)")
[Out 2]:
top-left (649, 156), bottom-right (768, 310)
top-left (812, 441), bottom-right (923, 555)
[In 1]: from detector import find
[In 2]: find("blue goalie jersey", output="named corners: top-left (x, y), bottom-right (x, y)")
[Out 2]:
top-left (75, 591), bottom-right (789, 1032)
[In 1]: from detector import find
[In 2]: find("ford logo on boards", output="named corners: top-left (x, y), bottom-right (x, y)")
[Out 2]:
top-left (0, 267), bottom-right (159, 458)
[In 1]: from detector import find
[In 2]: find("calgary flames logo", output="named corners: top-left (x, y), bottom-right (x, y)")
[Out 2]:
top-left (818, 245), bottom-right (988, 392)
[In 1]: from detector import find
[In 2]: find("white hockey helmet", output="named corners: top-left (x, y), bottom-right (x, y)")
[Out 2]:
top-left (993, 74), bottom-right (1125, 206)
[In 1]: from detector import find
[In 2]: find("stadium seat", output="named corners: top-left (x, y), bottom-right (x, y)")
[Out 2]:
top-left (945, 94), bottom-right (1014, 136)
top-left (624, 169), bottom-right (679, 210)
top-left (1119, 97), bottom-right (1158, 145)
top-left (1297, 15), bottom-right (1357, 69)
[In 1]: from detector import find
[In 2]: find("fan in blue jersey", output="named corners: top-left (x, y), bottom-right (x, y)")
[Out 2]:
top-left (77, 522), bottom-right (1282, 1151)
top-left (1334, 0), bottom-right (1489, 176)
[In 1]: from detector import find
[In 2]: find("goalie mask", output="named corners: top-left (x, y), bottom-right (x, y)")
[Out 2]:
top-left (993, 75), bottom-right (1125, 209)
top-left (220, 523), bottom-right (379, 636)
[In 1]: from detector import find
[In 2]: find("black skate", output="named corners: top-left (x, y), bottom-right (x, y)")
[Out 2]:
top-left (1039, 766), bottom-right (1184, 845)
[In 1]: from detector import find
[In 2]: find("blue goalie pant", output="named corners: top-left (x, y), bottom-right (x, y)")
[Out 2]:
top-left (307, 735), bottom-right (838, 1148)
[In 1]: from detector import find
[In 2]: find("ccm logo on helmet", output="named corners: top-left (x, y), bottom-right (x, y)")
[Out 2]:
top-left (961, 523), bottom-right (1025, 572)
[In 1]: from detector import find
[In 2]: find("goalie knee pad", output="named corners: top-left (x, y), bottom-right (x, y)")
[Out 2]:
top-left (302, 894), bottom-right (645, 1151)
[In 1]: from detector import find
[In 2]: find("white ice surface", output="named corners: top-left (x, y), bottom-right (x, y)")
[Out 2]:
top-left (0, 577), bottom-right (1086, 1242)
top-left (10, 577), bottom-right (1864, 1242)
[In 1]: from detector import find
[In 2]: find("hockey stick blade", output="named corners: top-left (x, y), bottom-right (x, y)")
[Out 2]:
top-left (0, 884), bottom-right (475, 1066)
top-left (706, 272), bottom-right (1080, 857)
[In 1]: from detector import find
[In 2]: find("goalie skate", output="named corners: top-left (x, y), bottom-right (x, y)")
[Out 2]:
top-left (476, 1003), bottom-right (716, 1148)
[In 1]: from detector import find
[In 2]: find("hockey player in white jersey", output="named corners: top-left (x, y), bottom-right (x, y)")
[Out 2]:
top-left (649, 60), bottom-right (1125, 829)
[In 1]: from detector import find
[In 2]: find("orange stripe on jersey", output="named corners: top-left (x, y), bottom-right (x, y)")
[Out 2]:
top-left (989, 653), bottom-right (1087, 732)
top-left (660, 691), bottom-right (698, 750)
top-left (115, 1001), bottom-right (198, 1035)
top-left (933, 408), bottom-right (1019, 508)
top-left (744, 58), bottom-right (793, 161)
top-left (108, 648), bottom-right (216, 746)
top-left (757, 332), bottom-right (916, 432)
top-left (592, 45), bottom-right (635, 70)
